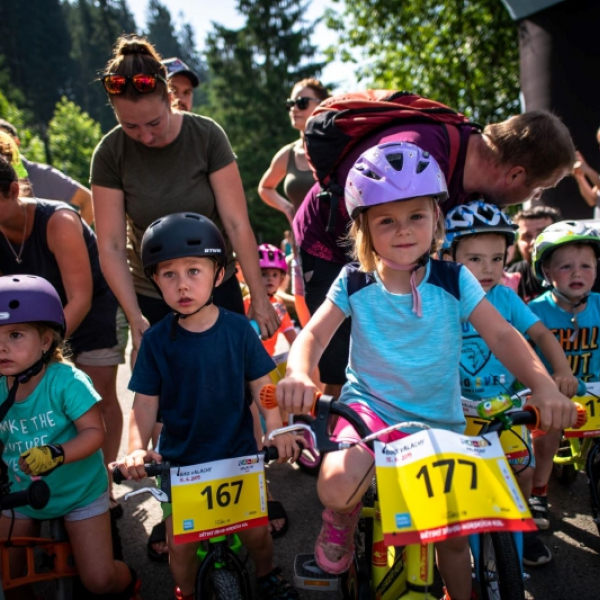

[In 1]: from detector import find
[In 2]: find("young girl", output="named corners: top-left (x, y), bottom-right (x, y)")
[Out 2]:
top-left (277, 142), bottom-right (577, 600)
top-left (0, 276), bottom-right (140, 599)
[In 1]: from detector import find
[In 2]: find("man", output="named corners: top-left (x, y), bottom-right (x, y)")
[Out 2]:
top-left (0, 119), bottom-right (93, 225)
top-left (162, 57), bottom-right (199, 112)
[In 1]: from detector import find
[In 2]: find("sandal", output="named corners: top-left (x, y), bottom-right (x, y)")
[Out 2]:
top-left (267, 500), bottom-right (289, 539)
top-left (147, 520), bottom-right (169, 563)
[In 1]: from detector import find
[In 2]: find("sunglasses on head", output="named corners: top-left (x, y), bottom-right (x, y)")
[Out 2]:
top-left (101, 73), bottom-right (168, 95)
top-left (286, 96), bottom-right (319, 110)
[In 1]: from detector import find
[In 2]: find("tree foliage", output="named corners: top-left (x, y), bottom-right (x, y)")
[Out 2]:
top-left (326, 0), bottom-right (519, 123)
top-left (204, 0), bottom-right (326, 243)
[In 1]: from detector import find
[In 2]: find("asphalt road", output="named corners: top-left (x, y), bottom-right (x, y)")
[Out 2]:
top-left (110, 345), bottom-right (600, 600)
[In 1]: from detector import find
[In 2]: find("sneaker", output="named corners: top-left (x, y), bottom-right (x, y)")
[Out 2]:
top-left (523, 531), bottom-right (552, 566)
top-left (314, 503), bottom-right (361, 575)
top-left (528, 494), bottom-right (550, 530)
top-left (257, 567), bottom-right (299, 599)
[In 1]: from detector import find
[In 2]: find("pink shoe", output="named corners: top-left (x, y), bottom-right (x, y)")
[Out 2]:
top-left (314, 503), bottom-right (361, 574)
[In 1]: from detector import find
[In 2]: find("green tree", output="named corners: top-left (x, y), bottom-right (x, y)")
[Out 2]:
top-left (204, 0), bottom-right (326, 243)
top-left (47, 97), bottom-right (102, 185)
top-left (326, 0), bottom-right (519, 123)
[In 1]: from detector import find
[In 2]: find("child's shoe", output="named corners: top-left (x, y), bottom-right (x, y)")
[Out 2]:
top-left (314, 503), bottom-right (361, 574)
top-left (174, 586), bottom-right (194, 600)
top-left (257, 567), bottom-right (299, 599)
top-left (528, 494), bottom-right (550, 530)
top-left (523, 531), bottom-right (552, 566)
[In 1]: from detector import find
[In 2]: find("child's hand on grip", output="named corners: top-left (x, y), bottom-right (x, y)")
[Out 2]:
top-left (528, 385), bottom-right (578, 431)
top-left (277, 373), bottom-right (318, 414)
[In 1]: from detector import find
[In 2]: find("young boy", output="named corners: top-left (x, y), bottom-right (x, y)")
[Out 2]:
top-left (116, 213), bottom-right (299, 600)
top-left (444, 201), bottom-right (578, 567)
top-left (527, 220), bottom-right (600, 550)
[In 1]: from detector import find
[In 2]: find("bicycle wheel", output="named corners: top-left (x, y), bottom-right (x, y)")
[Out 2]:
top-left (195, 550), bottom-right (251, 600)
top-left (477, 532), bottom-right (525, 600)
top-left (552, 437), bottom-right (579, 485)
top-left (587, 442), bottom-right (600, 535)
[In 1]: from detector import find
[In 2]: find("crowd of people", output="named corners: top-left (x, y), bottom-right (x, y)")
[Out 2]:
top-left (0, 31), bottom-right (598, 600)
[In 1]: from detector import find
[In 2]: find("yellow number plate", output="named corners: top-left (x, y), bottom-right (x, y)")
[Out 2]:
top-left (374, 429), bottom-right (535, 547)
top-left (565, 382), bottom-right (600, 438)
top-left (171, 454), bottom-right (267, 544)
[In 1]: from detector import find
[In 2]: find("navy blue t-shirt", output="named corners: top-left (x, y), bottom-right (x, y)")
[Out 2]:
top-left (129, 309), bottom-right (275, 466)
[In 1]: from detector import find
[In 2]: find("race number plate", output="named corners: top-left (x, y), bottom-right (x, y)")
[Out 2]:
top-left (462, 397), bottom-right (528, 459)
top-left (374, 429), bottom-right (535, 547)
top-left (171, 454), bottom-right (268, 544)
top-left (565, 382), bottom-right (600, 438)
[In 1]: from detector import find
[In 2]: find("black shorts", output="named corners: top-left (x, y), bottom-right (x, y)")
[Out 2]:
top-left (301, 250), bottom-right (350, 385)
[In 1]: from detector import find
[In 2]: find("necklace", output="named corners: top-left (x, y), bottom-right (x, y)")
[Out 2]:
top-left (1, 204), bottom-right (28, 264)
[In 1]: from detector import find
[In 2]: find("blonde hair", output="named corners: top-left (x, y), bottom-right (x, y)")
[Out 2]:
top-left (30, 323), bottom-right (67, 364)
top-left (349, 197), bottom-right (445, 272)
top-left (0, 135), bottom-right (33, 198)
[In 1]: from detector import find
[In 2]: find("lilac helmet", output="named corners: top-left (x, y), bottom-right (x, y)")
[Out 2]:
top-left (0, 275), bottom-right (66, 338)
top-left (258, 244), bottom-right (288, 272)
top-left (345, 142), bottom-right (449, 219)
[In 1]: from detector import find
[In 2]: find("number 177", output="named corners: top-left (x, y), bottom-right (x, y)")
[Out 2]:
top-left (416, 459), bottom-right (477, 498)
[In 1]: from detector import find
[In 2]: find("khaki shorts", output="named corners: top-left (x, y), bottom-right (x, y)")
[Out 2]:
top-left (73, 308), bottom-right (129, 367)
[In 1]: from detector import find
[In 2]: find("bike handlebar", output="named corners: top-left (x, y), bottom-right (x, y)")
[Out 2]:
top-left (0, 480), bottom-right (50, 511)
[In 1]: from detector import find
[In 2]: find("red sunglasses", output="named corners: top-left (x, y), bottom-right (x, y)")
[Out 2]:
top-left (101, 73), bottom-right (168, 95)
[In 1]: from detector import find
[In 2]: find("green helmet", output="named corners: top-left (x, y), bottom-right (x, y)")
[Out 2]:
top-left (532, 220), bottom-right (600, 280)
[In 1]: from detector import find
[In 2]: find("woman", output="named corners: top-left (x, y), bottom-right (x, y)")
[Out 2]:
top-left (91, 36), bottom-right (278, 353)
top-left (0, 136), bottom-right (126, 516)
top-left (258, 78), bottom-right (330, 326)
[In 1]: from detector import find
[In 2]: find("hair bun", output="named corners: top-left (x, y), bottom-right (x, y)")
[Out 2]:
top-left (119, 41), bottom-right (150, 56)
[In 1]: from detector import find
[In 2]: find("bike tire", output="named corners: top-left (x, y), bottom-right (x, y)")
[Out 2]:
top-left (477, 532), bottom-right (525, 600)
top-left (588, 443), bottom-right (600, 535)
top-left (195, 552), bottom-right (251, 600)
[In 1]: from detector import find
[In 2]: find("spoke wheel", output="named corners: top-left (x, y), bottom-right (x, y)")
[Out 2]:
top-left (477, 532), bottom-right (524, 600)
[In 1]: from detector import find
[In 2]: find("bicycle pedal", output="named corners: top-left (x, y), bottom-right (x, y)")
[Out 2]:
top-left (293, 553), bottom-right (339, 591)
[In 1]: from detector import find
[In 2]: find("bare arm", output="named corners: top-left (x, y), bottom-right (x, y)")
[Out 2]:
top-left (469, 298), bottom-right (576, 431)
top-left (46, 210), bottom-right (93, 337)
top-left (573, 168), bottom-right (599, 208)
top-left (210, 161), bottom-right (279, 338)
top-left (257, 145), bottom-right (295, 226)
top-left (277, 299), bottom-right (345, 414)
top-left (576, 151), bottom-right (600, 186)
top-left (69, 186), bottom-right (94, 226)
top-left (91, 185), bottom-right (149, 353)
top-left (527, 321), bottom-right (579, 397)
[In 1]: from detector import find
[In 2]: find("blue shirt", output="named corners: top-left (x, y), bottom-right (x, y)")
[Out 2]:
top-left (528, 291), bottom-right (600, 382)
top-left (129, 309), bottom-right (275, 465)
top-left (327, 260), bottom-right (485, 432)
top-left (460, 284), bottom-right (540, 399)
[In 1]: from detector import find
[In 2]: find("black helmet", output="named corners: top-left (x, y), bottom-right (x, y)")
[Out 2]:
top-left (142, 212), bottom-right (227, 278)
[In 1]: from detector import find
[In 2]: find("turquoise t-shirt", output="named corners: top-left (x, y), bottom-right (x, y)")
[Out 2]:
top-left (0, 362), bottom-right (107, 519)
top-left (528, 291), bottom-right (600, 382)
top-left (327, 260), bottom-right (485, 433)
top-left (460, 284), bottom-right (540, 399)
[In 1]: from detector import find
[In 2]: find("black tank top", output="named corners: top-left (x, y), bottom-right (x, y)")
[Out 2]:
top-left (0, 199), bottom-right (118, 354)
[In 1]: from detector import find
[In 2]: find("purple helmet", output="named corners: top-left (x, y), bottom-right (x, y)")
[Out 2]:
top-left (345, 142), bottom-right (448, 219)
top-left (258, 244), bottom-right (288, 272)
top-left (0, 275), bottom-right (66, 338)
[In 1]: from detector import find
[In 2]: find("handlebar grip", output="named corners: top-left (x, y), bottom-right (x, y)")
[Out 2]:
top-left (112, 463), bottom-right (165, 484)
top-left (260, 384), bottom-right (278, 409)
top-left (573, 402), bottom-right (588, 429)
top-left (521, 405), bottom-right (541, 430)
top-left (262, 446), bottom-right (279, 463)
top-left (0, 480), bottom-right (50, 511)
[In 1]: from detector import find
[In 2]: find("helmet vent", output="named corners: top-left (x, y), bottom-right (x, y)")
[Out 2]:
top-left (8, 300), bottom-right (19, 309)
top-left (387, 153), bottom-right (404, 171)
top-left (363, 169), bottom-right (382, 181)
top-left (187, 239), bottom-right (202, 246)
top-left (416, 160), bottom-right (429, 174)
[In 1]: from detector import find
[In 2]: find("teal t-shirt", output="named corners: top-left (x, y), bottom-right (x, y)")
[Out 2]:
top-left (0, 362), bottom-right (107, 519)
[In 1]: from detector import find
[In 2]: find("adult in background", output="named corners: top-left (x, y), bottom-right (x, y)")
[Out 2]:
top-left (258, 78), bottom-right (330, 327)
top-left (162, 56), bottom-right (199, 112)
top-left (0, 119), bottom-right (93, 225)
top-left (0, 137), bottom-right (126, 518)
top-left (294, 110), bottom-right (576, 397)
top-left (91, 35), bottom-right (278, 353)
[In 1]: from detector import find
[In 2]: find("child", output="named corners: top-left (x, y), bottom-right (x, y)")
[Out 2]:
top-left (526, 221), bottom-right (600, 542)
top-left (443, 200), bottom-right (578, 566)
top-left (277, 143), bottom-right (577, 600)
top-left (115, 212), bottom-right (299, 600)
top-left (0, 276), bottom-right (139, 599)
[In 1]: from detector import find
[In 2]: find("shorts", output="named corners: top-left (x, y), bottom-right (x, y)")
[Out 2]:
top-left (301, 250), bottom-right (350, 385)
top-left (333, 403), bottom-right (408, 456)
top-left (2, 488), bottom-right (109, 522)
top-left (73, 307), bottom-right (128, 367)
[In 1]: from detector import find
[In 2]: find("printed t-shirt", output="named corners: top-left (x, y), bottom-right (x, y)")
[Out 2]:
top-left (90, 113), bottom-right (237, 298)
top-left (0, 362), bottom-right (106, 519)
top-left (327, 260), bottom-right (485, 432)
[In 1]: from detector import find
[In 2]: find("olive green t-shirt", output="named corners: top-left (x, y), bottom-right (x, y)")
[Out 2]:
top-left (90, 113), bottom-right (237, 298)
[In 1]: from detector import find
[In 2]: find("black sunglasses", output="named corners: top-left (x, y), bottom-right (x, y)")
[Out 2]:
top-left (102, 73), bottom-right (168, 95)
top-left (286, 96), bottom-right (319, 110)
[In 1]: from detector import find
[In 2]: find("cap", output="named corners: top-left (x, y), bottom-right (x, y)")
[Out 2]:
top-left (162, 57), bottom-right (199, 88)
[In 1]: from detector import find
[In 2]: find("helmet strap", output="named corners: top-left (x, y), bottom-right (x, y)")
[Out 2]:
top-left (551, 288), bottom-right (589, 343)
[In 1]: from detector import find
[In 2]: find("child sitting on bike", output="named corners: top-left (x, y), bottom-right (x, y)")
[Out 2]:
top-left (443, 200), bottom-right (578, 567)
top-left (0, 276), bottom-right (140, 599)
top-left (276, 142), bottom-right (577, 600)
top-left (116, 213), bottom-right (300, 600)
top-left (525, 222), bottom-right (600, 545)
